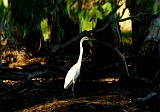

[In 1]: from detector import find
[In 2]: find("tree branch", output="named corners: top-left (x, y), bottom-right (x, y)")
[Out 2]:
top-left (49, 11), bottom-right (153, 54)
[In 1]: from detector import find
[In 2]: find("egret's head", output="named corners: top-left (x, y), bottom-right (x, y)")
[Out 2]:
top-left (81, 36), bottom-right (95, 42)
top-left (81, 36), bottom-right (89, 41)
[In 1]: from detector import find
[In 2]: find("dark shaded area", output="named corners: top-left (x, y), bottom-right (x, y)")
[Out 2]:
top-left (0, 64), bottom-right (160, 112)
top-left (130, 0), bottom-right (155, 54)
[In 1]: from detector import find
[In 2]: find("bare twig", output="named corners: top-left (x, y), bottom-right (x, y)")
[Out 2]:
top-left (137, 92), bottom-right (157, 101)
top-left (93, 20), bottom-right (114, 33)
top-left (130, 76), bottom-right (151, 83)
top-left (119, 12), bottom-right (154, 22)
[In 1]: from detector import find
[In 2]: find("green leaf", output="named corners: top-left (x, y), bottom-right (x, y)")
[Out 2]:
top-left (40, 19), bottom-right (48, 41)
top-left (89, 7), bottom-right (103, 20)
top-left (94, 9), bottom-right (103, 20)
top-left (66, 3), bottom-right (71, 17)
top-left (153, 2), bottom-right (158, 14)
top-left (0, 0), bottom-right (2, 6)
top-left (74, 7), bottom-right (78, 13)
top-left (78, 10), bottom-right (85, 19)
top-left (81, 17), bottom-right (93, 31)
top-left (23, 27), bottom-right (28, 37)
top-left (92, 17), bottom-right (97, 28)
top-left (2, 0), bottom-right (8, 8)
top-left (102, 2), bottom-right (112, 15)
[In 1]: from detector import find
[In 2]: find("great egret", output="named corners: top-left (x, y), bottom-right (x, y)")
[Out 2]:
top-left (64, 36), bottom-right (95, 102)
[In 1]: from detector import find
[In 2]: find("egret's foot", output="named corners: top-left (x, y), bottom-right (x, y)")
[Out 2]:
top-left (72, 91), bottom-right (75, 104)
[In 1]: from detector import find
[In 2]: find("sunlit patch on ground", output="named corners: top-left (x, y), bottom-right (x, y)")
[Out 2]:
top-left (16, 94), bottom-right (136, 112)
top-left (99, 77), bottom-right (120, 84)
top-left (31, 78), bottom-right (46, 83)
top-left (3, 80), bottom-right (20, 85)
top-left (4, 55), bottom-right (46, 68)
top-left (89, 77), bottom-right (120, 84)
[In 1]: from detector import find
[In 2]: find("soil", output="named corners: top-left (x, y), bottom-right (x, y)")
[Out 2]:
top-left (0, 66), bottom-right (160, 112)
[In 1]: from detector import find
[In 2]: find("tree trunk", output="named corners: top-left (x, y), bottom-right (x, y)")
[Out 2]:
top-left (130, 0), bottom-right (155, 54)
top-left (130, 0), bottom-right (160, 81)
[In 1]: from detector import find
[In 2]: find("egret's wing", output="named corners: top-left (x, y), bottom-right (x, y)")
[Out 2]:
top-left (64, 63), bottom-right (79, 89)
top-left (74, 67), bottom-right (80, 81)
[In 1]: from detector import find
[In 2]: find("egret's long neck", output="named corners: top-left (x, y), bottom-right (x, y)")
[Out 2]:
top-left (78, 40), bottom-right (83, 64)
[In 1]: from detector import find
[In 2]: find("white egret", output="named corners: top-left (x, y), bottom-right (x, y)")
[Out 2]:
top-left (64, 36), bottom-right (95, 102)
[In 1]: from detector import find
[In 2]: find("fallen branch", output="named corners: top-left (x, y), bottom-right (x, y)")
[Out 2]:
top-left (0, 70), bottom-right (47, 96)
top-left (129, 76), bottom-right (152, 83)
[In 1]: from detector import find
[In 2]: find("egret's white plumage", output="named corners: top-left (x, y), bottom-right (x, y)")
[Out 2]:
top-left (64, 62), bottom-right (80, 89)
top-left (64, 36), bottom-right (89, 89)
top-left (64, 36), bottom-right (94, 102)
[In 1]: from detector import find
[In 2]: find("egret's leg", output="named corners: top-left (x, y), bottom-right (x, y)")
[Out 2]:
top-left (72, 79), bottom-right (75, 103)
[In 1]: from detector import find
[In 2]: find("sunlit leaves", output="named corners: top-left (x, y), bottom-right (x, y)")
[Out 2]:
top-left (40, 19), bottom-right (48, 41)
top-left (90, 7), bottom-right (103, 20)
top-left (2, 0), bottom-right (8, 8)
top-left (0, 0), bottom-right (8, 8)
top-left (66, 0), bottom-right (118, 30)
top-left (80, 6), bottom-right (103, 31)
top-left (78, 9), bottom-right (86, 19)
top-left (67, 3), bottom-right (71, 17)
top-left (102, 2), bottom-right (112, 16)
top-left (81, 18), bottom-right (92, 31)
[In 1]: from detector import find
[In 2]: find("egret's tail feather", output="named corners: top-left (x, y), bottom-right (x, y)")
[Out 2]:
top-left (64, 81), bottom-right (72, 89)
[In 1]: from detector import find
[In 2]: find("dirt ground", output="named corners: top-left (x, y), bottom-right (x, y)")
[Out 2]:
top-left (0, 67), bottom-right (160, 112)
